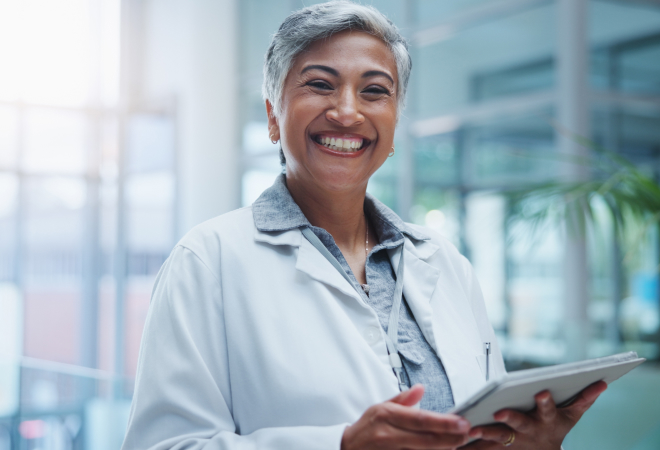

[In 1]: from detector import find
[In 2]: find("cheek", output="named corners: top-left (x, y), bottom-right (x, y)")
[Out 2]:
top-left (369, 98), bottom-right (397, 124)
top-left (375, 110), bottom-right (397, 143)
top-left (279, 115), bottom-right (303, 146)
top-left (281, 97), bottom-right (322, 140)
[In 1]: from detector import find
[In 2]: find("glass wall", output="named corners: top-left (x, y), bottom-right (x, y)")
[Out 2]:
top-left (0, 1), bottom-right (178, 448)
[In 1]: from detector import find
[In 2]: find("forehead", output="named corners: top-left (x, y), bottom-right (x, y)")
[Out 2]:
top-left (292, 30), bottom-right (397, 79)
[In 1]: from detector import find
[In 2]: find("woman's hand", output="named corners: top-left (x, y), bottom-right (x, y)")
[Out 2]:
top-left (341, 384), bottom-right (475, 450)
top-left (459, 381), bottom-right (608, 450)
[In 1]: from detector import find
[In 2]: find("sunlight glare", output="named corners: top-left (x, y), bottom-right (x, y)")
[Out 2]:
top-left (0, 0), bottom-right (120, 107)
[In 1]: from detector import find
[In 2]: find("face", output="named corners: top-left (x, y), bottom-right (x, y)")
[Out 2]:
top-left (267, 30), bottom-right (398, 194)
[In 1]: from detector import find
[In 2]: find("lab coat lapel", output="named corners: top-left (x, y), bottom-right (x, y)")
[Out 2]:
top-left (427, 272), bottom-right (486, 405)
top-left (396, 238), bottom-right (486, 405)
top-left (295, 232), bottom-right (364, 302)
top-left (389, 240), bottom-right (441, 357)
top-left (255, 227), bottom-right (364, 303)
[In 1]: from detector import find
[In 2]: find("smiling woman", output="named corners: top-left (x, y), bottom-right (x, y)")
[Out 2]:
top-left (269, 30), bottom-right (398, 215)
top-left (121, 2), bottom-right (606, 450)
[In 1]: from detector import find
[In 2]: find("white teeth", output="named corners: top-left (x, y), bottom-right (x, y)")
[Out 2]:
top-left (317, 136), bottom-right (365, 152)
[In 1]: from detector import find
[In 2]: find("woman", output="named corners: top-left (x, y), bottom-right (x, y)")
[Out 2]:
top-left (122, 2), bottom-right (606, 449)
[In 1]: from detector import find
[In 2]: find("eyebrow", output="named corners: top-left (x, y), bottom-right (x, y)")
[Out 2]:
top-left (301, 65), bottom-right (339, 76)
top-left (362, 70), bottom-right (394, 85)
top-left (301, 65), bottom-right (395, 85)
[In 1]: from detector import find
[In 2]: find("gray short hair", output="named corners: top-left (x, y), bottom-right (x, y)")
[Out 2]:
top-left (262, 0), bottom-right (412, 119)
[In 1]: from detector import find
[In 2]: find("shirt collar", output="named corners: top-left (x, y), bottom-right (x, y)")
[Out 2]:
top-left (252, 173), bottom-right (429, 242)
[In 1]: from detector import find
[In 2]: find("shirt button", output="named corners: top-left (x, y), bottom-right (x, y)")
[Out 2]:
top-left (363, 325), bottom-right (381, 345)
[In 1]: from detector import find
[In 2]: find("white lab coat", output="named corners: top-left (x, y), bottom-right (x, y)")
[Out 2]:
top-left (122, 205), bottom-right (506, 450)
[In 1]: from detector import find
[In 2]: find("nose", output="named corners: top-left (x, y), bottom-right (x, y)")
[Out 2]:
top-left (326, 88), bottom-right (364, 127)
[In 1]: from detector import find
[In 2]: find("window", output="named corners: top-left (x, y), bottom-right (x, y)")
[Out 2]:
top-left (0, 1), bottom-right (178, 448)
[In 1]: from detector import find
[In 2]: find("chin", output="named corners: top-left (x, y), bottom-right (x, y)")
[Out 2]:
top-left (310, 164), bottom-right (371, 193)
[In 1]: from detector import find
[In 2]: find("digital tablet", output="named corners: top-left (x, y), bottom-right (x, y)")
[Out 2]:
top-left (450, 351), bottom-right (646, 427)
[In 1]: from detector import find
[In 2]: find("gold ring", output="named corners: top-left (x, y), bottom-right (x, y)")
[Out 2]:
top-left (503, 430), bottom-right (515, 447)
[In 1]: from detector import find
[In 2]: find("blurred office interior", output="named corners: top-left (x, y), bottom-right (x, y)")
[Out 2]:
top-left (0, 0), bottom-right (659, 448)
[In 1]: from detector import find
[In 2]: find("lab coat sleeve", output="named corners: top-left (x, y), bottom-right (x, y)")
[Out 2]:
top-left (121, 245), bottom-right (349, 450)
top-left (461, 255), bottom-right (507, 378)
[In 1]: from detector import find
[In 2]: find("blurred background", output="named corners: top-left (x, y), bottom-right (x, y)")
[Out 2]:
top-left (0, 0), bottom-right (659, 448)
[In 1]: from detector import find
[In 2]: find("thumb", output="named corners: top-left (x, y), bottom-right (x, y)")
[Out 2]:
top-left (388, 384), bottom-right (424, 407)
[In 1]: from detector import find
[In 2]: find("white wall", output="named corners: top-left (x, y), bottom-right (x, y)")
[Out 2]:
top-left (141, 0), bottom-right (241, 236)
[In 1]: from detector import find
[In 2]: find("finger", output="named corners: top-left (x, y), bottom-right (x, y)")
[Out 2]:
top-left (563, 381), bottom-right (607, 422)
top-left (458, 438), bottom-right (500, 450)
top-left (373, 426), bottom-right (470, 450)
top-left (493, 409), bottom-right (534, 433)
top-left (534, 390), bottom-right (557, 422)
top-left (469, 425), bottom-right (514, 445)
top-left (376, 402), bottom-right (471, 435)
top-left (389, 384), bottom-right (425, 408)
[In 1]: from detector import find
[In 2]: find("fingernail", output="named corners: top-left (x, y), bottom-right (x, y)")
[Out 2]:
top-left (457, 419), bottom-right (470, 431)
top-left (541, 396), bottom-right (549, 405)
top-left (495, 412), bottom-right (508, 421)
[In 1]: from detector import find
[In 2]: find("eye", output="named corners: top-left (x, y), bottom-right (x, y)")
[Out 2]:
top-left (306, 80), bottom-right (333, 90)
top-left (363, 85), bottom-right (391, 96)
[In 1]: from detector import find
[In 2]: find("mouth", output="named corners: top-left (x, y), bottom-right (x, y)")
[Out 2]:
top-left (312, 134), bottom-right (372, 154)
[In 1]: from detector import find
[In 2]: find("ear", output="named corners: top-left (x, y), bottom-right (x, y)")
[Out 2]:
top-left (265, 100), bottom-right (280, 142)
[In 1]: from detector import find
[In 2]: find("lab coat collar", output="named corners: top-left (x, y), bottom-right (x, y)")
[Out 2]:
top-left (254, 228), bottom-right (302, 247)
top-left (254, 225), bottom-right (441, 308)
top-left (252, 173), bottom-right (430, 242)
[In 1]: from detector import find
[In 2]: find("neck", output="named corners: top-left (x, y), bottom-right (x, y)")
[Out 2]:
top-left (285, 174), bottom-right (367, 251)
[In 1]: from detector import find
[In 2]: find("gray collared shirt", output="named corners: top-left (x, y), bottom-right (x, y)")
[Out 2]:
top-left (253, 174), bottom-right (454, 413)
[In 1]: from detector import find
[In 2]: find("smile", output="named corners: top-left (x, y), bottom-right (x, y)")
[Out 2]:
top-left (313, 134), bottom-right (371, 153)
